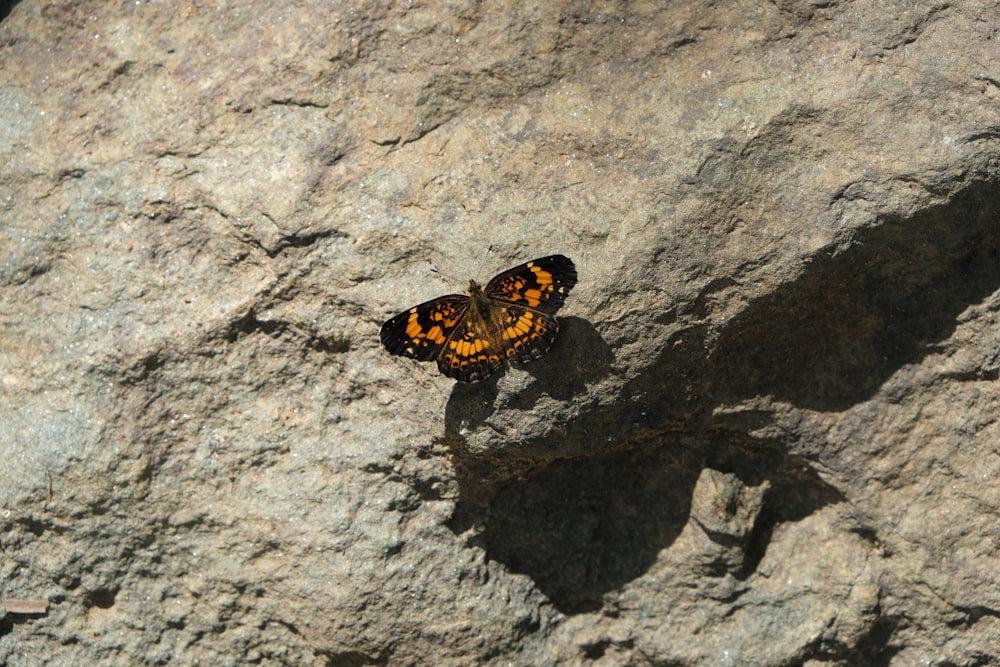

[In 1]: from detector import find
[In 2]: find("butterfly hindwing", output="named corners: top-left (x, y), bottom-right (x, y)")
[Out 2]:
top-left (497, 302), bottom-right (561, 363)
top-left (436, 313), bottom-right (505, 382)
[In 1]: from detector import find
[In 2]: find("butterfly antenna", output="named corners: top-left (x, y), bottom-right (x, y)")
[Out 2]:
top-left (473, 243), bottom-right (499, 283)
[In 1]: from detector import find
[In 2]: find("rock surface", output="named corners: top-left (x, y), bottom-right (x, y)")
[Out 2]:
top-left (2, 1), bottom-right (1000, 664)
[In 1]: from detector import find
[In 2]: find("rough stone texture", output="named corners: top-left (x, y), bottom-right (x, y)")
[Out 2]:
top-left (2, 1), bottom-right (1000, 665)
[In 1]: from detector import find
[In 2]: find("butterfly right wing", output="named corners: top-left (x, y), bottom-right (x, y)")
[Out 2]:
top-left (484, 255), bottom-right (577, 363)
top-left (484, 255), bottom-right (577, 314)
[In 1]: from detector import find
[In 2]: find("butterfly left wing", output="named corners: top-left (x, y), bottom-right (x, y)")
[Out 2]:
top-left (380, 294), bottom-right (505, 382)
top-left (380, 294), bottom-right (469, 361)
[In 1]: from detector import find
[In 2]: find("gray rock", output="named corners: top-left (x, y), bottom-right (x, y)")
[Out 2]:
top-left (1, 1), bottom-right (999, 664)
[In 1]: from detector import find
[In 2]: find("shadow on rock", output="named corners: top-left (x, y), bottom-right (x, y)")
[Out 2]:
top-left (448, 428), bottom-right (845, 614)
top-left (709, 180), bottom-right (1000, 411)
top-left (449, 440), bottom-right (701, 614)
top-left (446, 179), bottom-right (1000, 615)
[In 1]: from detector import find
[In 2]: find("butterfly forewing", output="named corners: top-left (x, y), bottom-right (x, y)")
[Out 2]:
top-left (379, 295), bottom-right (469, 361)
top-left (484, 255), bottom-right (577, 314)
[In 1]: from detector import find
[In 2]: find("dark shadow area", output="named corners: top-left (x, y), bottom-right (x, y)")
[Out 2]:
top-left (85, 587), bottom-right (118, 610)
top-left (509, 316), bottom-right (615, 402)
top-left (0, 605), bottom-right (49, 639)
top-left (448, 427), bottom-right (845, 613)
top-left (0, 0), bottom-right (19, 23)
top-left (445, 178), bottom-right (1000, 615)
top-left (732, 454), bottom-right (846, 579)
top-left (450, 439), bottom-right (701, 614)
top-left (442, 319), bottom-right (797, 613)
top-left (841, 615), bottom-right (903, 667)
top-left (709, 180), bottom-right (1000, 411)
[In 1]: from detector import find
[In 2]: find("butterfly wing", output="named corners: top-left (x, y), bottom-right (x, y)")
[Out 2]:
top-left (435, 311), bottom-right (506, 382)
top-left (492, 302), bottom-right (561, 363)
top-left (380, 293), bottom-right (505, 381)
top-left (484, 255), bottom-right (577, 314)
top-left (484, 255), bottom-right (577, 363)
top-left (379, 294), bottom-right (469, 361)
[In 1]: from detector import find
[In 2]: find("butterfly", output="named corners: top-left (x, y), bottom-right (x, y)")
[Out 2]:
top-left (380, 255), bottom-right (577, 382)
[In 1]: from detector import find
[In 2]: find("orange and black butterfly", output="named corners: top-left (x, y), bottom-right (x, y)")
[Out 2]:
top-left (379, 255), bottom-right (577, 382)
